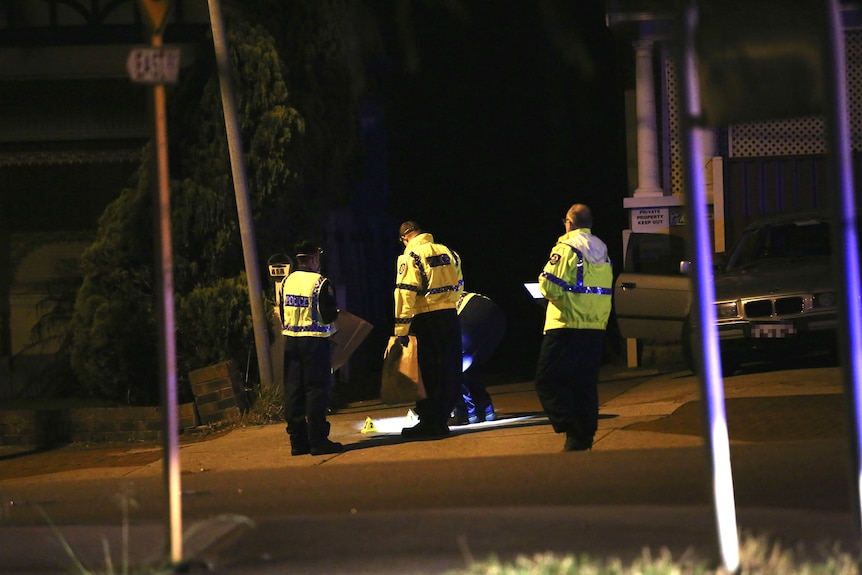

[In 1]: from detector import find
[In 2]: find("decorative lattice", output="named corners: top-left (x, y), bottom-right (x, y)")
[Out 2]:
top-left (664, 30), bottom-right (862, 193)
top-left (665, 55), bottom-right (682, 195)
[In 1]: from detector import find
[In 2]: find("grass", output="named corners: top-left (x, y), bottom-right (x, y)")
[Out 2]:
top-left (237, 382), bottom-right (284, 426)
top-left (447, 533), bottom-right (861, 574)
top-left (40, 514), bottom-right (861, 575)
top-left (38, 503), bottom-right (255, 575)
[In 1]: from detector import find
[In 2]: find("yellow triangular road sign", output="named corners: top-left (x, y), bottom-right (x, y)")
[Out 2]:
top-left (137, 0), bottom-right (174, 34)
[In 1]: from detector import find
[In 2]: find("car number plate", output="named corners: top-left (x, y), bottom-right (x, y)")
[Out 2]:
top-left (751, 322), bottom-right (796, 338)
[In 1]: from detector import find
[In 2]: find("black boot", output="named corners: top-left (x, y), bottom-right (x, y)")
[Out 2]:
top-left (309, 421), bottom-right (342, 455)
top-left (311, 438), bottom-right (343, 456)
top-left (287, 420), bottom-right (310, 456)
top-left (563, 432), bottom-right (592, 451)
top-left (563, 421), bottom-right (593, 452)
top-left (402, 419), bottom-right (450, 440)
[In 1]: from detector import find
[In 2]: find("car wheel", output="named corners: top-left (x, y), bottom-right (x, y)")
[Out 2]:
top-left (720, 351), bottom-right (739, 376)
top-left (683, 318), bottom-right (739, 376)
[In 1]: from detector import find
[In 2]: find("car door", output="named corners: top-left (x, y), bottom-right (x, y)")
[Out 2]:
top-left (614, 232), bottom-right (691, 341)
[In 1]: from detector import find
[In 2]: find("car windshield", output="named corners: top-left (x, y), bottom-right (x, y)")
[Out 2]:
top-left (725, 219), bottom-right (831, 271)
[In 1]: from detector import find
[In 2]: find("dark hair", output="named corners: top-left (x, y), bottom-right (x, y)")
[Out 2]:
top-left (399, 221), bottom-right (421, 238)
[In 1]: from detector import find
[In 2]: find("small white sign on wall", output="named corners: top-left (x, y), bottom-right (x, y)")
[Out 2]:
top-left (631, 207), bottom-right (668, 231)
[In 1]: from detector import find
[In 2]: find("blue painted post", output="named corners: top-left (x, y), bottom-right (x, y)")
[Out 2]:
top-left (823, 0), bottom-right (862, 531)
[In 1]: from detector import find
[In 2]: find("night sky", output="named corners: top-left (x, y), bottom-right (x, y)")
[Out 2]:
top-left (373, 1), bottom-right (630, 376)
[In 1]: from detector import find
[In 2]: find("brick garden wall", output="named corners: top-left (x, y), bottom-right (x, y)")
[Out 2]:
top-left (0, 403), bottom-right (198, 447)
top-left (0, 361), bottom-right (248, 447)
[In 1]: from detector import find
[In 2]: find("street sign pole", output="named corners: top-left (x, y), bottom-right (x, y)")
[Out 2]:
top-left (135, 0), bottom-right (182, 566)
top-left (150, 32), bottom-right (183, 567)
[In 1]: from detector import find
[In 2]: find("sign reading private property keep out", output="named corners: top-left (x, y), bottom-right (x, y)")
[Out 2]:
top-left (631, 207), bottom-right (668, 231)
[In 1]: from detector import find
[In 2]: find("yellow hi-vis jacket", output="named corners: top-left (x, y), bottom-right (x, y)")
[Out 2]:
top-left (280, 270), bottom-right (337, 338)
top-left (539, 228), bottom-right (613, 333)
top-left (393, 232), bottom-right (463, 336)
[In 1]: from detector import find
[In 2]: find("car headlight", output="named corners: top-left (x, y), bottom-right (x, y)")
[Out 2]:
top-left (813, 291), bottom-right (836, 308)
top-left (715, 302), bottom-right (739, 319)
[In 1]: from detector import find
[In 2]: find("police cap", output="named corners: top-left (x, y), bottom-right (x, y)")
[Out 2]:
top-left (294, 240), bottom-right (322, 258)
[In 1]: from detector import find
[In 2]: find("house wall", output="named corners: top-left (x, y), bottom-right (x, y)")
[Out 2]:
top-left (661, 31), bottom-right (862, 247)
top-left (10, 240), bottom-right (90, 356)
top-left (1, 237), bottom-right (91, 399)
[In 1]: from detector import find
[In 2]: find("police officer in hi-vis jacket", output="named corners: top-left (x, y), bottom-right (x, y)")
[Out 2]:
top-left (534, 204), bottom-right (613, 452)
top-left (394, 221), bottom-right (464, 440)
top-left (279, 240), bottom-right (342, 456)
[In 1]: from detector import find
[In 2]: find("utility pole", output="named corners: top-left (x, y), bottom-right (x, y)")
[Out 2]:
top-left (206, 0), bottom-right (275, 391)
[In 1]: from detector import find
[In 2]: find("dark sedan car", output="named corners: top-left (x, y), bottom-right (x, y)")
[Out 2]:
top-left (614, 211), bottom-right (838, 373)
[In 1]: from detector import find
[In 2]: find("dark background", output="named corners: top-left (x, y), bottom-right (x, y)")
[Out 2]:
top-left (0, 1), bottom-right (633, 401)
top-left (367, 1), bottom-right (631, 381)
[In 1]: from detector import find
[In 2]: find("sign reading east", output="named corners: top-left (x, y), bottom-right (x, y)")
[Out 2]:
top-left (127, 47), bottom-right (181, 84)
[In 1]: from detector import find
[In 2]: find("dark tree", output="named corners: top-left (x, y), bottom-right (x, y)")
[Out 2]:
top-left (70, 2), bottom-right (357, 404)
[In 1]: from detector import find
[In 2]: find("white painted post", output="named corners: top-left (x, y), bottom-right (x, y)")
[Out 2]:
top-left (675, 2), bottom-right (739, 571)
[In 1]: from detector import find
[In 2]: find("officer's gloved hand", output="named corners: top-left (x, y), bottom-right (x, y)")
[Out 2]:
top-left (397, 335), bottom-right (410, 347)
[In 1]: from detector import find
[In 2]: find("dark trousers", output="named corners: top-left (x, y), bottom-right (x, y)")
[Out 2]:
top-left (411, 308), bottom-right (462, 425)
top-left (458, 295), bottom-right (506, 411)
top-left (283, 336), bottom-right (332, 446)
top-left (534, 328), bottom-right (605, 439)
top-left (461, 369), bottom-right (492, 410)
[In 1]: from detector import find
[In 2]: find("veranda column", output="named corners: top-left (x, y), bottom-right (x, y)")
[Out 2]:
top-left (634, 39), bottom-right (664, 197)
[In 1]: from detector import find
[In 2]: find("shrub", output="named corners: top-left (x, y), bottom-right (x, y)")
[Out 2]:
top-left (67, 2), bottom-right (355, 404)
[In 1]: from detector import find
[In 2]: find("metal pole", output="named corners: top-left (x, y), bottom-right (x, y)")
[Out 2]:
top-left (151, 31), bottom-right (183, 566)
top-left (823, 0), bottom-right (862, 529)
top-left (675, 2), bottom-right (739, 571)
top-left (207, 0), bottom-right (275, 390)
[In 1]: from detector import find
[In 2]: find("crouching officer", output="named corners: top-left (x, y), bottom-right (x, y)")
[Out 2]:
top-left (452, 292), bottom-right (506, 424)
top-left (279, 240), bottom-right (342, 456)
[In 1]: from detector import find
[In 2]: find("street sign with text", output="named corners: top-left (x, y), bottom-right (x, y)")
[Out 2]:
top-left (126, 47), bottom-right (180, 84)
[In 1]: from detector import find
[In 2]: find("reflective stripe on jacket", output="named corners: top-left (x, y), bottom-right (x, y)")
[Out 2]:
top-left (393, 232), bottom-right (463, 336)
top-left (281, 270), bottom-right (337, 338)
top-left (539, 228), bottom-right (613, 333)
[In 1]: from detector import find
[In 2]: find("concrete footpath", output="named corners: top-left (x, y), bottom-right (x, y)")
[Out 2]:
top-left (0, 363), bottom-right (859, 574)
